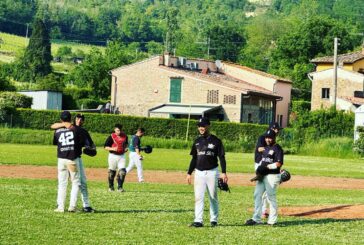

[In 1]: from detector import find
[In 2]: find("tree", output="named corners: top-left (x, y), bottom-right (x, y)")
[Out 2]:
top-left (15, 18), bottom-right (52, 82)
top-left (269, 16), bottom-right (361, 100)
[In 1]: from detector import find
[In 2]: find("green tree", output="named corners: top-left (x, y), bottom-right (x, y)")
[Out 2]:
top-left (269, 16), bottom-right (360, 100)
top-left (15, 18), bottom-right (52, 82)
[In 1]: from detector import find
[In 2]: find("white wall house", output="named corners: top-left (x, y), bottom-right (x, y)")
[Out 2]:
top-left (18, 91), bottom-right (62, 110)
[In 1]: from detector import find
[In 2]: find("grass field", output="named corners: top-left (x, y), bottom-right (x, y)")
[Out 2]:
top-left (0, 178), bottom-right (363, 244)
top-left (0, 32), bottom-right (104, 56)
top-left (0, 143), bottom-right (363, 178)
top-left (0, 142), bottom-right (363, 244)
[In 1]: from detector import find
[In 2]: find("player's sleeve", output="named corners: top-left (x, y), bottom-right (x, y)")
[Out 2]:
top-left (124, 135), bottom-right (129, 149)
top-left (255, 135), bottom-right (265, 149)
top-left (104, 136), bottom-right (113, 148)
top-left (84, 129), bottom-right (94, 147)
top-left (133, 136), bottom-right (140, 149)
top-left (217, 139), bottom-right (227, 174)
top-left (274, 145), bottom-right (284, 165)
top-left (187, 140), bottom-right (197, 174)
top-left (53, 131), bottom-right (57, 145)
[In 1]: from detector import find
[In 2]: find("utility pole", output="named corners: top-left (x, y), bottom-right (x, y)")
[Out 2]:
top-left (25, 23), bottom-right (29, 44)
top-left (333, 37), bottom-right (339, 109)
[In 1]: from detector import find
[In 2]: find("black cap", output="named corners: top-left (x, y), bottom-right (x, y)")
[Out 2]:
top-left (264, 129), bottom-right (276, 139)
top-left (197, 117), bottom-right (210, 127)
top-left (75, 113), bottom-right (85, 121)
top-left (60, 111), bottom-right (71, 122)
top-left (270, 122), bottom-right (281, 130)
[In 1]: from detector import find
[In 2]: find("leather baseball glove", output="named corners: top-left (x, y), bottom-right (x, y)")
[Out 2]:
top-left (217, 178), bottom-right (230, 192)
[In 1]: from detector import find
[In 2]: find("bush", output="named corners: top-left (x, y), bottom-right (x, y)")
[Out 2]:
top-left (77, 98), bottom-right (101, 109)
top-left (291, 100), bottom-right (311, 115)
top-left (290, 107), bottom-right (354, 139)
top-left (0, 92), bottom-right (32, 108)
top-left (354, 126), bottom-right (364, 155)
top-left (4, 109), bottom-right (267, 152)
top-left (0, 98), bottom-right (15, 121)
top-left (62, 87), bottom-right (93, 109)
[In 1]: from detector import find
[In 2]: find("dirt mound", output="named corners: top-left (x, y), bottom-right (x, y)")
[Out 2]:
top-left (281, 205), bottom-right (364, 219)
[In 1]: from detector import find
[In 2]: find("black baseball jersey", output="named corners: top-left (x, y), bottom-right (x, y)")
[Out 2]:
top-left (254, 134), bottom-right (266, 163)
top-left (260, 143), bottom-right (284, 174)
top-left (187, 134), bottom-right (226, 174)
top-left (53, 126), bottom-right (83, 160)
top-left (74, 126), bottom-right (94, 157)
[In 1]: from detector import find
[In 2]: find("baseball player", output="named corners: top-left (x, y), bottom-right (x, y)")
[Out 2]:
top-left (245, 129), bottom-right (284, 226)
top-left (126, 127), bottom-right (145, 183)
top-left (53, 111), bottom-right (83, 213)
top-left (187, 117), bottom-right (228, 228)
top-left (51, 114), bottom-right (96, 213)
top-left (254, 122), bottom-right (281, 218)
top-left (104, 124), bottom-right (128, 192)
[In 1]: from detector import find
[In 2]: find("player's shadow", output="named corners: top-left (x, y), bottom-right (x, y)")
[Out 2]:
top-left (219, 218), bottom-right (363, 227)
top-left (94, 209), bottom-right (194, 214)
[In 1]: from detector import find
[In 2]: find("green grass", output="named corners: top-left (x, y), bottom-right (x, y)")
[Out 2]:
top-left (0, 32), bottom-right (104, 57)
top-left (0, 143), bottom-right (364, 178)
top-left (0, 178), bottom-right (363, 244)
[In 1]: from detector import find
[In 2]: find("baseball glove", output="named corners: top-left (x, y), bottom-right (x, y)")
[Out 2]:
top-left (141, 145), bottom-right (153, 154)
top-left (280, 169), bottom-right (291, 183)
top-left (217, 178), bottom-right (230, 192)
top-left (83, 146), bottom-right (97, 157)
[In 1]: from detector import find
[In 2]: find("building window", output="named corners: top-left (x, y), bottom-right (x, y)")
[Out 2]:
top-left (207, 90), bottom-right (219, 104)
top-left (170, 78), bottom-right (182, 103)
top-left (322, 88), bottom-right (330, 99)
top-left (223, 95), bottom-right (236, 104)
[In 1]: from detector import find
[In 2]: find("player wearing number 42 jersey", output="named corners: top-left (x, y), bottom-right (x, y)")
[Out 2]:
top-left (53, 111), bottom-right (84, 213)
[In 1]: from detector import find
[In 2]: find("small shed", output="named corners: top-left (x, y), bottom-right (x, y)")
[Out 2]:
top-left (18, 90), bottom-right (62, 110)
top-left (354, 104), bottom-right (364, 141)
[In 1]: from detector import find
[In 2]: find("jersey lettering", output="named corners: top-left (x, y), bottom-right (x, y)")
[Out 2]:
top-left (58, 132), bottom-right (75, 146)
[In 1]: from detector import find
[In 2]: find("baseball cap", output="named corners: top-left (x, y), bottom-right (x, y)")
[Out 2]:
top-left (75, 113), bottom-right (85, 121)
top-left (197, 117), bottom-right (210, 127)
top-left (60, 111), bottom-right (71, 122)
top-left (270, 122), bottom-right (282, 130)
top-left (264, 129), bottom-right (276, 139)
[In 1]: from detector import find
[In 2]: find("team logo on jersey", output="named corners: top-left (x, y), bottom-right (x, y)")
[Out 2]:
top-left (208, 143), bottom-right (215, 149)
top-left (268, 150), bottom-right (274, 155)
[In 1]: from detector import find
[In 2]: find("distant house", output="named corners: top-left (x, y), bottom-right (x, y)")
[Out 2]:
top-left (310, 47), bottom-right (364, 111)
top-left (18, 90), bottom-right (62, 110)
top-left (110, 54), bottom-right (292, 127)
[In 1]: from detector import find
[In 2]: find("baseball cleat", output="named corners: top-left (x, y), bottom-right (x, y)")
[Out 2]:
top-left (108, 187), bottom-right (115, 192)
top-left (244, 219), bottom-right (262, 226)
top-left (68, 207), bottom-right (77, 212)
top-left (189, 222), bottom-right (203, 228)
top-left (54, 208), bottom-right (64, 213)
top-left (117, 188), bottom-right (125, 192)
top-left (210, 222), bottom-right (218, 227)
top-left (83, 207), bottom-right (95, 213)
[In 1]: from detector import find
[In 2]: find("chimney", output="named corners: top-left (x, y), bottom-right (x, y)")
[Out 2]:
top-left (164, 52), bottom-right (171, 66)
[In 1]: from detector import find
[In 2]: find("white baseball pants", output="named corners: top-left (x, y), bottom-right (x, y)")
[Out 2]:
top-left (108, 153), bottom-right (126, 171)
top-left (126, 152), bottom-right (144, 182)
top-left (78, 158), bottom-right (90, 208)
top-left (194, 167), bottom-right (219, 223)
top-left (252, 174), bottom-right (281, 224)
top-left (57, 158), bottom-right (81, 211)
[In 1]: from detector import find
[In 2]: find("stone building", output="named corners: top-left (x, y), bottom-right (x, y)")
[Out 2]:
top-left (110, 54), bottom-right (292, 127)
top-left (310, 48), bottom-right (364, 111)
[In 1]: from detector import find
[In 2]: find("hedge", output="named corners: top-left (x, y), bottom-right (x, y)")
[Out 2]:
top-left (2, 109), bottom-right (267, 145)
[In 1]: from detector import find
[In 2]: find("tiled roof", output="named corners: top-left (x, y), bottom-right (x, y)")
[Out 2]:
top-left (311, 50), bottom-right (364, 64)
top-left (339, 96), bottom-right (364, 105)
top-left (160, 66), bottom-right (280, 98)
top-left (222, 62), bottom-right (292, 83)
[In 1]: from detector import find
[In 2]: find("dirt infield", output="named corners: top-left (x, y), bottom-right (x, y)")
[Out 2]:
top-left (1, 164), bottom-right (363, 190)
top-left (1, 164), bottom-right (363, 220)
